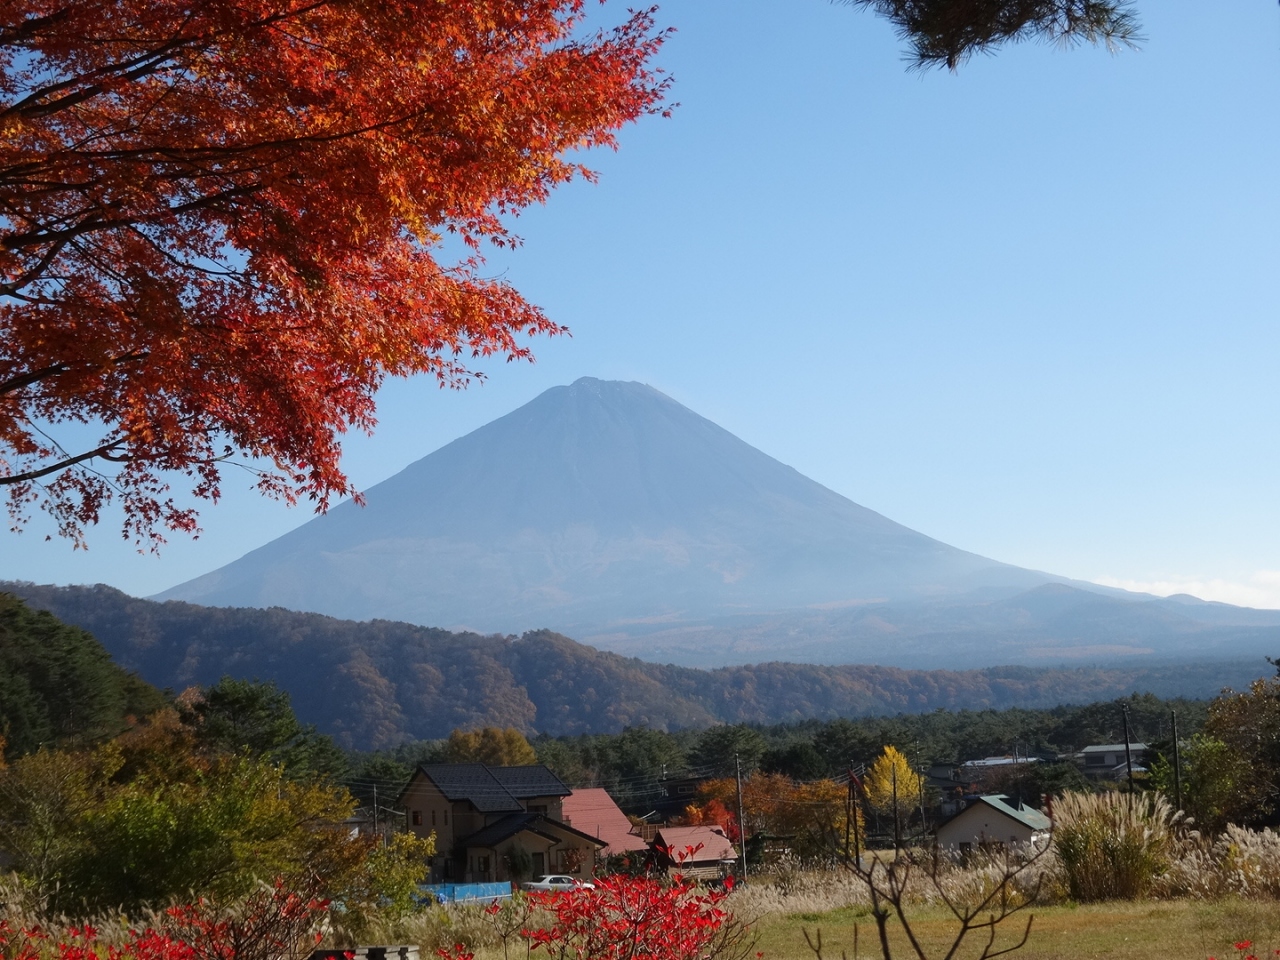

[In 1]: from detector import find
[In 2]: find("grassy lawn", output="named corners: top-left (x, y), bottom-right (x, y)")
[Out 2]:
top-left (753, 899), bottom-right (1280, 960)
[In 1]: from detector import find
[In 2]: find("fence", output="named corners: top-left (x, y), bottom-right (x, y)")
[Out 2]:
top-left (418, 882), bottom-right (513, 903)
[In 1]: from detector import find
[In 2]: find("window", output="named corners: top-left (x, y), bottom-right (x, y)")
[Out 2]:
top-left (478, 856), bottom-right (490, 875)
top-left (444, 810), bottom-right (449, 825)
top-left (412, 811), bottom-right (422, 826)
top-left (529, 804), bottom-right (548, 814)
top-left (678, 785), bottom-right (694, 795)
top-left (432, 810), bottom-right (437, 826)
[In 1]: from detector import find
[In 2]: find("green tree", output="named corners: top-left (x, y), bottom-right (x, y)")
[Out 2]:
top-left (534, 737), bottom-right (592, 786)
top-left (445, 727), bottom-right (538, 766)
top-left (68, 754), bottom-right (360, 909)
top-left (813, 718), bottom-right (882, 775)
top-left (330, 830), bottom-right (435, 933)
top-left (690, 725), bottom-right (767, 777)
top-left (0, 716), bottom-right (372, 913)
top-left (343, 754), bottom-right (415, 811)
top-left (0, 593), bottom-right (164, 760)
top-left (0, 746), bottom-right (105, 906)
top-left (1149, 733), bottom-right (1246, 833)
top-left (184, 677), bottom-right (347, 779)
top-left (843, 0), bottom-right (1141, 70)
top-left (504, 842), bottom-right (534, 880)
top-left (1197, 672), bottom-right (1280, 826)
top-left (760, 741), bottom-right (827, 781)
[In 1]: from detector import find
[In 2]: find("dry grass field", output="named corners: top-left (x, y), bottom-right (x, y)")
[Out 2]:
top-left (750, 898), bottom-right (1280, 960)
top-left (444, 881), bottom-right (1280, 960)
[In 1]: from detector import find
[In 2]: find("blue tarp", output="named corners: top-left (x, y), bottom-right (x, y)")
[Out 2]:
top-left (418, 882), bottom-right (512, 904)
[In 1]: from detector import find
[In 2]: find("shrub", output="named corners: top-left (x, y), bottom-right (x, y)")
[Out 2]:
top-left (1156, 824), bottom-right (1280, 900)
top-left (0, 880), bottom-right (328, 960)
top-left (1051, 790), bottom-right (1176, 901)
top-left (522, 873), bottom-right (757, 960)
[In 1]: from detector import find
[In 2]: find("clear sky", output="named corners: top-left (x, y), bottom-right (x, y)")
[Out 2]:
top-left (4, 0), bottom-right (1280, 608)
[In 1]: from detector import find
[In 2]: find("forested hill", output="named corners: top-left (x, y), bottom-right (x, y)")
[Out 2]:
top-left (0, 592), bottom-right (165, 761)
top-left (6, 583), bottom-right (1266, 750)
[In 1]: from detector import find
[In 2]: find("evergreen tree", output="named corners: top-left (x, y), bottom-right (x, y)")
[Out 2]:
top-left (0, 593), bottom-right (164, 761)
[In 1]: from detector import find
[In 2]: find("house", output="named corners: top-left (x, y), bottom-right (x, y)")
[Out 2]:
top-left (1075, 743), bottom-right (1148, 780)
top-left (934, 795), bottom-right (1051, 853)
top-left (651, 775), bottom-right (710, 819)
top-left (651, 825), bottom-right (739, 880)
top-left (400, 763), bottom-right (606, 883)
top-left (925, 763), bottom-right (978, 818)
top-left (959, 756), bottom-right (1040, 780)
top-left (561, 788), bottom-right (649, 858)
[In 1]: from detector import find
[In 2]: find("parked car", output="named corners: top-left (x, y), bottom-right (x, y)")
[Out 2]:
top-left (520, 874), bottom-right (596, 892)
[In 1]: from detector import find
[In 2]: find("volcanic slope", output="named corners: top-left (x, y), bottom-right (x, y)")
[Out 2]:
top-left (158, 377), bottom-right (1052, 636)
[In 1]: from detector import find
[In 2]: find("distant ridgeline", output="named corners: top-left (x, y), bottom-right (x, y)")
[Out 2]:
top-left (0, 592), bottom-right (165, 761)
top-left (6, 583), bottom-right (1267, 751)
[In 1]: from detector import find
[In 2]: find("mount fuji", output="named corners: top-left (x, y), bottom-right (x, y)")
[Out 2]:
top-left (155, 378), bottom-right (1280, 668)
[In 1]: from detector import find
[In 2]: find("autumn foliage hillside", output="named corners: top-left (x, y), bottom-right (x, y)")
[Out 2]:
top-left (6, 583), bottom-right (1262, 750)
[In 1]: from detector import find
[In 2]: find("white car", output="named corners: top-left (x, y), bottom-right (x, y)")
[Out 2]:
top-left (521, 874), bottom-right (596, 892)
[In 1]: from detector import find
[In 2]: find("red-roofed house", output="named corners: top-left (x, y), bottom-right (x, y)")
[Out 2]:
top-left (652, 825), bottom-right (739, 880)
top-left (561, 788), bottom-right (649, 858)
top-left (399, 763), bottom-right (605, 883)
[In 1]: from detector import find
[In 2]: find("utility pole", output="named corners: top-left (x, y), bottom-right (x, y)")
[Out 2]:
top-left (918, 765), bottom-right (927, 842)
top-left (735, 754), bottom-right (748, 879)
top-left (891, 764), bottom-right (901, 852)
top-left (373, 784), bottom-right (379, 841)
top-left (849, 766), bottom-right (862, 867)
top-left (915, 742), bottom-right (927, 842)
top-left (845, 767), bottom-right (853, 866)
top-left (1121, 703), bottom-right (1135, 796)
top-left (1171, 710), bottom-right (1183, 813)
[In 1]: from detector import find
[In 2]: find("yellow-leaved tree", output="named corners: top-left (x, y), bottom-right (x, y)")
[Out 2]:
top-left (863, 745), bottom-right (924, 847)
top-left (445, 727), bottom-right (537, 767)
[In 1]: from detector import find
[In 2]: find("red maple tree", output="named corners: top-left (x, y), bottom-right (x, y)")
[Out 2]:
top-left (499, 872), bottom-right (756, 960)
top-left (0, 0), bottom-right (669, 546)
top-left (676, 796), bottom-right (740, 844)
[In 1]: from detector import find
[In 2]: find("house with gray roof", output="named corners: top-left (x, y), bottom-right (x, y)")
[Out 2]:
top-left (1074, 743), bottom-right (1148, 780)
top-left (934, 795), bottom-right (1051, 853)
top-left (400, 763), bottom-right (605, 883)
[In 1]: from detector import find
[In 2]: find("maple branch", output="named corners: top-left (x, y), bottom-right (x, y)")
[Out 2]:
top-left (0, 40), bottom-right (198, 121)
top-left (124, 225), bottom-right (241, 277)
top-left (0, 352), bottom-right (150, 396)
top-left (0, 213), bottom-right (135, 252)
top-left (0, 0), bottom-right (336, 122)
top-left (0, 363), bottom-right (70, 396)
top-left (0, 235), bottom-right (71, 297)
top-left (0, 437), bottom-right (130, 485)
top-left (0, 93), bottom-right (443, 194)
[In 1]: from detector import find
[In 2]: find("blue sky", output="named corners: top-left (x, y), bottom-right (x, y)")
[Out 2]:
top-left (5, 0), bottom-right (1280, 608)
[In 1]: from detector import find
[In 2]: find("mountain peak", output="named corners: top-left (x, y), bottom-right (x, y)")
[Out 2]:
top-left (156, 378), bottom-right (1044, 640)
